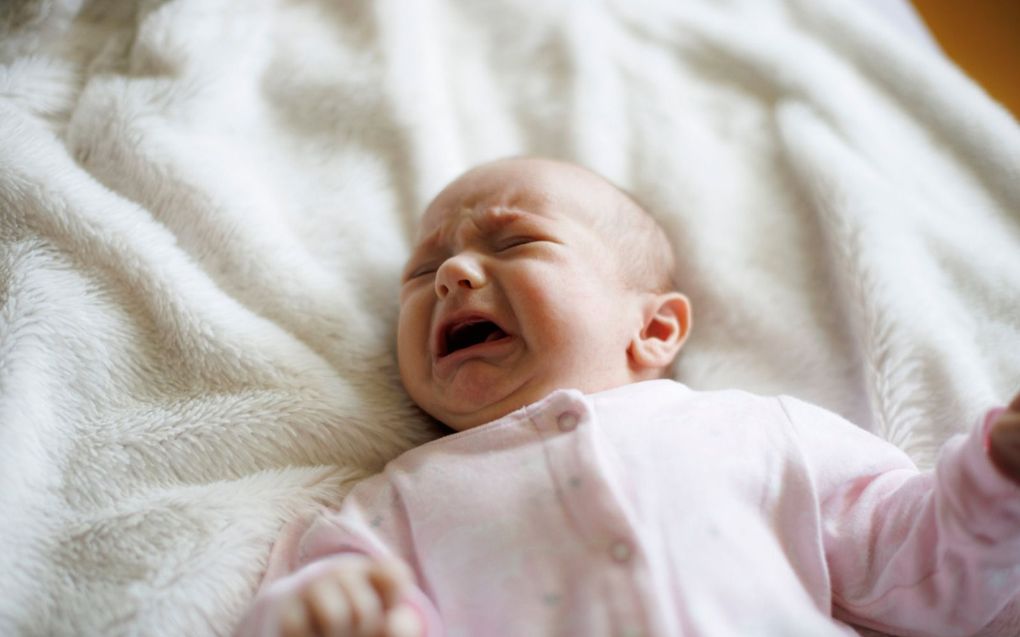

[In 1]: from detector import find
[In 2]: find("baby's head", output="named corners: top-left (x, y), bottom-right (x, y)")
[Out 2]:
top-left (397, 157), bottom-right (691, 431)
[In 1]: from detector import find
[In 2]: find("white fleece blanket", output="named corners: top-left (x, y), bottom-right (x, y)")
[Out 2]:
top-left (1, 0), bottom-right (1018, 635)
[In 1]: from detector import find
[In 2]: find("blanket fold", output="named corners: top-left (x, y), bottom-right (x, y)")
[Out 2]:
top-left (1, 0), bottom-right (1018, 634)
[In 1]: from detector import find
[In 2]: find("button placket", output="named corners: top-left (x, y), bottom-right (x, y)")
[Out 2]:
top-left (535, 392), bottom-right (642, 556)
top-left (531, 391), bottom-right (649, 637)
top-left (556, 411), bottom-right (579, 432)
top-left (528, 393), bottom-right (602, 545)
top-left (610, 539), bottom-right (633, 563)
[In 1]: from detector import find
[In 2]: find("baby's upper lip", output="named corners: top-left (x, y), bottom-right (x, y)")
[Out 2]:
top-left (432, 309), bottom-right (510, 359)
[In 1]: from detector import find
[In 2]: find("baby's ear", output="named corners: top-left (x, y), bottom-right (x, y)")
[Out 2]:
top-left (628, 292), bottom-right (692, 373)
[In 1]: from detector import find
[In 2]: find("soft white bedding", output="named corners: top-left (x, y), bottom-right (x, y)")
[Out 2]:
top-left (1, 0), bottom-right (1018, 635)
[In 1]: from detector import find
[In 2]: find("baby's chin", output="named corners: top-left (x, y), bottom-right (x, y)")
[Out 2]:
top-left (423, 378), bottom-right (554, 431)
top-left (433, 393), bottom-right (536, 432)
top-left (429, 374), bottom-right (631, 432)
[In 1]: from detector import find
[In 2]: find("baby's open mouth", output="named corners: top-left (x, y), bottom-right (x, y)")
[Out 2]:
top-left (439, 319), bottom-right (510, 357)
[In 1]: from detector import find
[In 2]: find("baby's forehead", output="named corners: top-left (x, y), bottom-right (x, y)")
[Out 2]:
top-left (415, 163), bottom-right (606, 238)
top-left (412, 203), bottom-right (546, 252)
top-left (425, 180), bottom-right (543, 220)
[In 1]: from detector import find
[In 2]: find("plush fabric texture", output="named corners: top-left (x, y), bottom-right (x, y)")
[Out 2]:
top-left (0, 0), bottom-right (1018, 635)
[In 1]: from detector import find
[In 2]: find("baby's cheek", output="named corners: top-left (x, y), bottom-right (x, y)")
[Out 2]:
top-left (396, 311), bottom-right (429, 377)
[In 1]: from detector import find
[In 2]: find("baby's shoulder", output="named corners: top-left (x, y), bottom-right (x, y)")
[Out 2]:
top-left (598, 379), bottom-right (789, 421)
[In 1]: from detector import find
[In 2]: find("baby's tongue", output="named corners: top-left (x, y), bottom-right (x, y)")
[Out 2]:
top-left (484, 328), bottom-right (507, 342)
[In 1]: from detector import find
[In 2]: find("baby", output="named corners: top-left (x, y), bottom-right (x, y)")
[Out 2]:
top-left (238, 157), bottom-right (1020, 637)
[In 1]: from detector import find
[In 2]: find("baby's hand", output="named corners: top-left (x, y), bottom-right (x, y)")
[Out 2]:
top-left (989, 391), bottom-right (1020, 486)
top-left (277, 554), bottom-right (423, 637)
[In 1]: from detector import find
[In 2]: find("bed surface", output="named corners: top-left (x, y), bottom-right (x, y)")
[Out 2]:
top-left (1, 0), bottom-right (1018, 634)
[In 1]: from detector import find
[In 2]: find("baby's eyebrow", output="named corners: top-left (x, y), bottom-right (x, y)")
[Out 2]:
top-left (477, 206), bottom-right (540, 230)
top-left (403, 206), bottom-right (544, 273)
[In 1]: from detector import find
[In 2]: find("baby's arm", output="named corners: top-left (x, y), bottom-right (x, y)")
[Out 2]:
top-left (236, 474), bottom-right (443, 637)
top-left (782, 392), bottom-right (1020, 636)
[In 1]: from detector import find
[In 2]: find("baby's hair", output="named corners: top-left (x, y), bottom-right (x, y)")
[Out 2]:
top-left (612, 189), bottom-right (677, 294)
top-left (575, 166), bottom-right (678, 295)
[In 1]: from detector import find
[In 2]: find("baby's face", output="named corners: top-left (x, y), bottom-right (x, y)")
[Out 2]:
top-left (397, 158), bottom-right (647, 431)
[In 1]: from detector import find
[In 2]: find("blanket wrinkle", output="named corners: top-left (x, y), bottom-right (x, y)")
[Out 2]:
top-left (1, 0), bottom-right (1018, 635)
top-left (775, 104), bottom-right (938, 454)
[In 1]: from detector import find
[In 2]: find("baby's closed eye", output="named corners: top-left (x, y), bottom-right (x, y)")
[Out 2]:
top-left (494, 236), bottom-right (539, 252)
top-left (405, 263), bottom-right (438, 280)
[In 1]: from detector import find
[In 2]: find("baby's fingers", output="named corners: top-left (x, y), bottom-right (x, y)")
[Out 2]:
top-left (366, 561), bottom-right (423, 637)
top-left (367, 559), bottom-right (417, 607)
top-left (304, 576), bottom-right (352, 637)
top-left (278, 594), bottom-right (317, 637)
top-left (383, 604), bottom-right (424, 637)
top-left (334, 568), bottom-right (385, 637)
top-left (990, 406), bottom-right (1020, 486)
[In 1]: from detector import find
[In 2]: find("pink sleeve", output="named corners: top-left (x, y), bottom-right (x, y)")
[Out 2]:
top-left (817, 407), bottom-right (1020, 636)
top-left (234, 481), bottom-right (445, 637)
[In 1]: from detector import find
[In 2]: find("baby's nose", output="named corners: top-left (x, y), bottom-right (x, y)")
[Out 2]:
top-left (435, 254), bottom-right (485, 299)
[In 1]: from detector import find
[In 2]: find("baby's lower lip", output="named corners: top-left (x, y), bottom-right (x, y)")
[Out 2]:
top-left (434, 335), bottom-right (516, 373)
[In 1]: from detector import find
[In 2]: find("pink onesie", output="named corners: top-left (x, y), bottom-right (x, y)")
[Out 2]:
top-left (238, 380), bottom-right (1020, 636)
